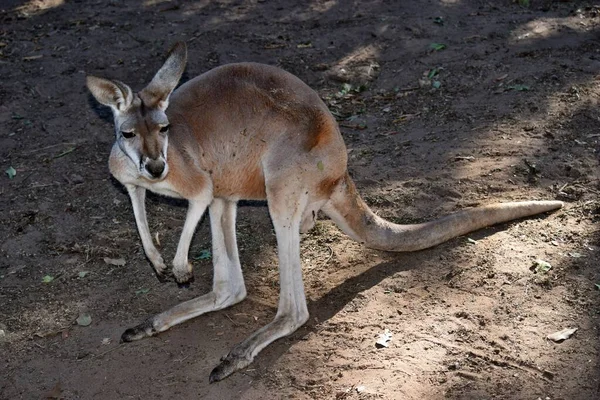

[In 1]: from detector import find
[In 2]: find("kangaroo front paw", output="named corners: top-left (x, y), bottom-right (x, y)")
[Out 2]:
top-left (121, 318), bottom-right (157, 342)
top-left (209, 350), bottom-right (252, 383)
top-left (172, 261), bottom-right (194, 286)
top-left (148, 252), bottom-right (168, 281)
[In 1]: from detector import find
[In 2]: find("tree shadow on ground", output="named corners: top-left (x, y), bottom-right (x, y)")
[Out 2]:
top-left (1, 0), bottom-right (599, 399)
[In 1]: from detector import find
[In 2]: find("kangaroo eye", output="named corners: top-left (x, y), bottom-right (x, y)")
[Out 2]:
top-left (159, 124), bottom-right (170, 134)
top-left (121, 130), bottom-right (135, 139)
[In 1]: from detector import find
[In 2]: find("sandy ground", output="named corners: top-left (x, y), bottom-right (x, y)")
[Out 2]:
top-left (1, 0), bottom-right (599, 399)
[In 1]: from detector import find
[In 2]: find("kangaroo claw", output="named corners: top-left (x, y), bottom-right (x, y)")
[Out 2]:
top-left (177, 274), bottom-right (195, 288)
top-left (209, 352), bottom-right (252, 383)
top-left (155, 271), bottom-right (169, 283)
top-left (121, 318), bottom-right (157, 342)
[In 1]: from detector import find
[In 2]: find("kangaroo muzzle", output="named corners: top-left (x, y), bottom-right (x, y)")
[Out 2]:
top-left (144, 158), bottom-right (166, 179)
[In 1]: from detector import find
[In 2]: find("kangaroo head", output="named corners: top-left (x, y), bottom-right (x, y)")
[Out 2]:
top-left (87, 42), bottom-right (187, 180)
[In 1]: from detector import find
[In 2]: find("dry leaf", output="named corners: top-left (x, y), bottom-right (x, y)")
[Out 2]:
top-left (23, 55), bottom-right (43, 61)
top-left (103, 257), bottom-right (126, 266)
top-left (43, 382), bottom-right (62, 399)
top-left (547, 327), bottom-right (577, 342)
top-left (375, 329), bottom-right (392, 348)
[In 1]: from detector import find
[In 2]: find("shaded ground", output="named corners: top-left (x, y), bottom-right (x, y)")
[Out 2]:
top-left (1, 0), bottom-right (600, 399)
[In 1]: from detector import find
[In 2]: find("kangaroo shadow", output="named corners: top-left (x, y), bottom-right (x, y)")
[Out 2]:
top-left (243, 219), bottom-right (517, 372)
top-left (86, 92), bottom-right (113, 124)
top-left (226, 199), bottom-right (579, 376)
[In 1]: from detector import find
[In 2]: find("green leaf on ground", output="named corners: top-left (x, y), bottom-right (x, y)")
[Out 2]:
top-left (532, 259), bottom-right (552, 274)
top-left (76, 313), bottom-right (92, 327)
top-left (193, 249), bottom-right (212, 260)
top-left (42, 275), bottom-right (54, 283)
top-left (507, 84), bottom-right (530, 92)
top-left (337, 83), bottom-right (352, 97)
top-left (430, 43), bottom-right (446, 51)
top-left (78, 271), bottom-right (89, 278)
top-left (54, 147), bottom-right (76, 159)
top-left (135, 288), bottom-right (150, 295)
top-left (432, 80), bottom-right (441, 89)
top-left (5, 167), bottom-right (16, 179)
top-left (317, 161), bottom-right (324, 171)
top-left (427, 68), bottom-right (439, 79)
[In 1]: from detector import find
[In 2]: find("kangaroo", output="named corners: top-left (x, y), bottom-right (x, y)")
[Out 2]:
top-left (86, 42), bottom-right (562, 382)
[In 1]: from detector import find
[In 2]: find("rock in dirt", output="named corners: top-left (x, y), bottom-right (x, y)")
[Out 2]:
top-left (70, 174), bottom-right (85, 184)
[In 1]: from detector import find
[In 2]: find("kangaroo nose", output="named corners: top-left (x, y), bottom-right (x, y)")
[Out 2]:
top-left (145, 159), bottom-right (165, 178)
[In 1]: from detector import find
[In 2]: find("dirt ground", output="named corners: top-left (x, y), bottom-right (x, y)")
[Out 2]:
top-left (1, 0), bottom-right (600, 399)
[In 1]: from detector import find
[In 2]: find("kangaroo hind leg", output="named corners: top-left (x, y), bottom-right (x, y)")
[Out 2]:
top-left (121, 198), bottom-right (246, 342)
top-left (209, 188), bottom-right (310, 382)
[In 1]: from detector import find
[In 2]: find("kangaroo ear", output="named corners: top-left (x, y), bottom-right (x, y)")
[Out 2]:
top-left (87, 76), bottom-right (133, 112)
top-left (140, 42), bottom-right (187, 111)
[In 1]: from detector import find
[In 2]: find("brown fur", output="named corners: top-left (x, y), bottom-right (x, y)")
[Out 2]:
top-left (317, 175), bottom-right (344, 198)
top-left (164, 149), bottom-right (209, 200)
top-left (303, 109), bottom-right (337, 151)
top-left (138, 89), bottom-right (163, 110)
top-left (212, 164), bottom-right (267, 200)
top-left (327, 173), bottom-right (370, 239)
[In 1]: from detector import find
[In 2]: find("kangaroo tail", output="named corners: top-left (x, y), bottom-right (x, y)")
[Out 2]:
top-left (321, 173), bottom-right (563, 252)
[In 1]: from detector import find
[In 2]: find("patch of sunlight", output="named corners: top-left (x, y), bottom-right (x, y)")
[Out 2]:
top-left (510, 17), bottom-right (591, 43)
top-left (309, 0), bottom-right (337, 13)
top-left (14, 0), bottom-right (64, 17)
top-left (333, 44), bottom-right (381, 70)
top-left (143, 0), bottom-right (174, 6)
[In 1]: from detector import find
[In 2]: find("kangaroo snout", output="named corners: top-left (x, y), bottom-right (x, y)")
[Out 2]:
top-left (145, 158), bottom-right (166, 179)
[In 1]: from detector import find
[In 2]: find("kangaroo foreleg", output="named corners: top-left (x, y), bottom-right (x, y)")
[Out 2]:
top-left (172, 196), bottom-right (212, 284)
top-left (121, 198), bottom-right (246, 342)
top-left (125, 184), bottom-right (168, 279)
